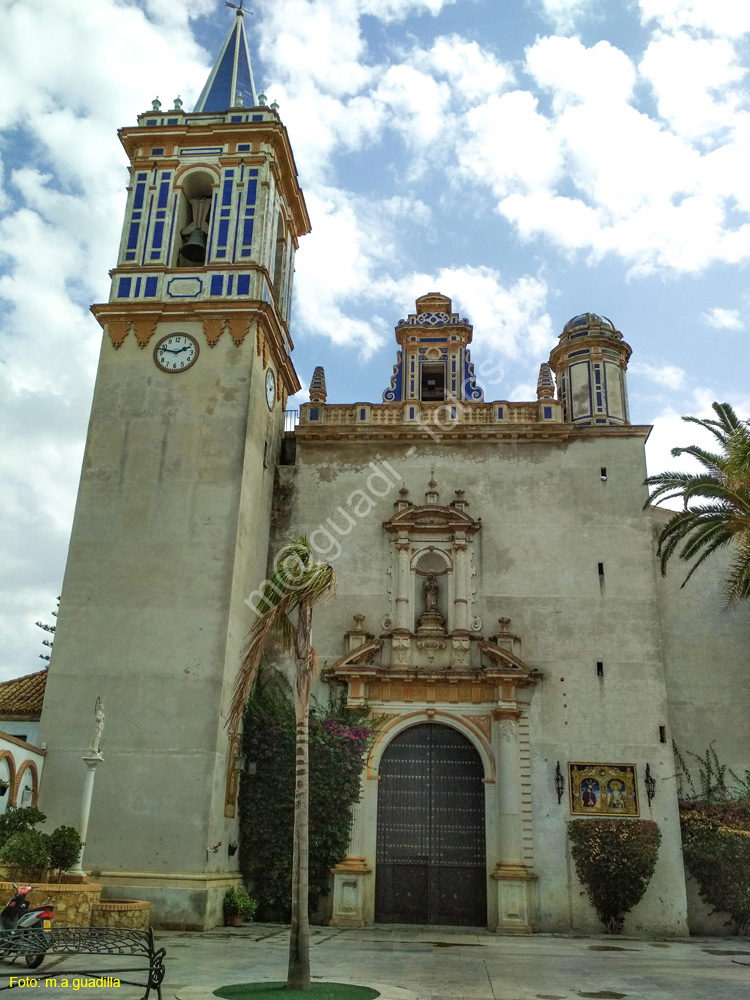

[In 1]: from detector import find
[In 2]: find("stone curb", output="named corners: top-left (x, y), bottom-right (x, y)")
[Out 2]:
top-left (175, 982), bottom-right (418, 1000)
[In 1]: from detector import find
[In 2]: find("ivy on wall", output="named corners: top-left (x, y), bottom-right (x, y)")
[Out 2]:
top-left (238, 689), bottom-right (373, 921)
top-left (675, 743), bottom-right (750, 934)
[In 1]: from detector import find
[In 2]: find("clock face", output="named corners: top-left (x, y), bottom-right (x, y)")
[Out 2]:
top-left (154, 334), bottom-right (199, 373)
top-left (265, 369), bottom-right (276, 410)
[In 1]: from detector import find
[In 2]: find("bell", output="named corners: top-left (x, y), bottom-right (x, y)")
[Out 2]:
top-left (181, 228), bottom-right (207, 263)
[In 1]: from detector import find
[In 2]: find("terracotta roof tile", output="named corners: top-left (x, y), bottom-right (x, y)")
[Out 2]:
top-left (0, 669), bottom-right (47, 718)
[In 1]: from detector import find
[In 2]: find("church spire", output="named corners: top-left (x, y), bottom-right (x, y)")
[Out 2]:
top-left (194, 6), bottom-right (258, 113)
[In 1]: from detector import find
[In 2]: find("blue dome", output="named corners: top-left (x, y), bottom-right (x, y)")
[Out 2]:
top-left (563, 312), bottom-right (616, 336)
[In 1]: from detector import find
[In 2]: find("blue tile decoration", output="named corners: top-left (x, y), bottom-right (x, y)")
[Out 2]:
top-left (462, 350), bottom-right (484, 401)
top-left (133, 181), bottom-right (146, 209)
top-left (398, 311), bottom-right (455, 327)
top-left (309, 408), bottom-right (319, 421)
top-left (127, 222), bottom-right (139, 250)
top-left (193, 9), bottom-right (258, 113)
top-left (135, 277), bottom-right (141, 296)
top-left (252, 114), bottom-right (263, 121)
top-left (360, 408), bottom-right (366, 420)
top-left (144, 276), bottom-right (158, 297)
top-left (570, 348), bottom-right (590, 356)
top-left (237, 274), bottom-right (250, 295)
top-left (227, 274), bottom-right (234, 294)
top-left (544, 406), bottom-right (552, 419)
top-left (497, 407), bottom-right (504, 419)
top-left (118, 277), bottom-right (132, 298)
top-left (383, 352), bottom-right (405, 400)
top-left (238, 144), bottom-right (250, 151)
top-left (125, 252), bottom-right (136, 261)
top-left (167, 118), bottom-right (178, 125)
top-left (146, 118), bottom-right (157, 125)
top-left (210, 274), bottom-right (224, 296)
top-left (151, 147), bottom-right (164, 155)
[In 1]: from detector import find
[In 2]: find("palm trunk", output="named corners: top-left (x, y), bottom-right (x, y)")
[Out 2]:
top-left (287, 597), bottom-right (312, 991)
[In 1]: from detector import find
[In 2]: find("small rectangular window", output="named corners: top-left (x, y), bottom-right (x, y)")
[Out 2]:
top-left (600, 467), bottom-right (607, 481)
top-left (659, 726), bottom-right (667, 744)
top-left (596, 662), bottom-right (604, 677)
top-left (598, 562), bottom-right (604, 576)
top-left (263, 440), bottom-right (268, 469)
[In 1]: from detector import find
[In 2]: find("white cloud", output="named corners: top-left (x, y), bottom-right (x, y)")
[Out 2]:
top-left (535, 0), bottom-right (599, 32)
top-left (703, 307), bottom-right (744, 330)
top-left (413, 35), bottom-right (515, 102)
top-left (525, 36), bottom-right (637, 111)
top-left (638, 0), bottom-right (750, 36)
top-left (639, 33), bottom-right (745, 142)
top-left (630, 360), bottom-right (687, 390)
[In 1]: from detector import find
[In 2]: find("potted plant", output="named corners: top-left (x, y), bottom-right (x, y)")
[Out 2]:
top-left (223, 886), bottom-right (256, 927)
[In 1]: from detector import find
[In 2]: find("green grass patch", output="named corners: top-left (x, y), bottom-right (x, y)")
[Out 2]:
top-left (214, 984), bottom-right (379, 1000)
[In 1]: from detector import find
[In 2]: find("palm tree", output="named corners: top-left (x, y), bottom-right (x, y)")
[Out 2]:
top-left (644, 402), bottom-right (750, 605)
top-left (228, 537), bottom-right (335, 991)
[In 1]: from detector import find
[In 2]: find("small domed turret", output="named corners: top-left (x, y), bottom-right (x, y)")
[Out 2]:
top-left (549, 312), bottom-right (632, 426)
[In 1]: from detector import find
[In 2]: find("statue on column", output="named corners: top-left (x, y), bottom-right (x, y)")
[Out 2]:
top-left (89, 698), bottom-right (105, 756)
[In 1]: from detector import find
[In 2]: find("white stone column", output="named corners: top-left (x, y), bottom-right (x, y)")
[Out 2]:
top-left (69, 753), bottom-right (103, 874)
top-left (394, 539), bottom-right (411, 631)
top-left (491, 708), bottom-right (536, 932)
top-left (453, 539), bottom-right (469, 632)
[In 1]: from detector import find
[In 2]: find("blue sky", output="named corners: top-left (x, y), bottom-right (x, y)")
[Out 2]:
top-left (0, 0), bottom-right (748, 678)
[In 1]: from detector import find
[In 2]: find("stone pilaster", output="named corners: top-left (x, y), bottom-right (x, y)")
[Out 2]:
top-left (330, 798), bottom-right (372, 927)
top-left (491, 707), bottom-right (537, 933)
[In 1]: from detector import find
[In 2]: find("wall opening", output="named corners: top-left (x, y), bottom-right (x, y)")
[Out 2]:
top-left (174, 170), bottom-right (214, 267)
top-left (420, 363), bottom-right (445, 402)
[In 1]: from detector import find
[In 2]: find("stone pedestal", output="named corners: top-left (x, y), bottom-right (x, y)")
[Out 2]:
top-left (330, 857), bottom-right (372, 927)
top-left (491, 863), bottom-right (538, 934)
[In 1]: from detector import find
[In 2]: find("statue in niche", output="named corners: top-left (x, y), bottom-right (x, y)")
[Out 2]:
top-left (417, 573), bottom-right (446, 636)
top-left (423, 574), bottom-right (439, 612)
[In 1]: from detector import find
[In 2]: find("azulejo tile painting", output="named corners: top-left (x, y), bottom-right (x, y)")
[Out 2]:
top-left (569, 762), bottom-right (639, 816)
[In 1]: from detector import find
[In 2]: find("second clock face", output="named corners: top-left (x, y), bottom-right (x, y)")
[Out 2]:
top-left (154, 334), bottom-right (199, 373)
top-left (265, 369), bottom-right (276, 410)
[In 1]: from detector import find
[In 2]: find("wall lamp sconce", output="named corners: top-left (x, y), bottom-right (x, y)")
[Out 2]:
top-left (234, 751), bottom-right (247, 772)
top-left (555, 761), bottom-right (565, 804)
top-left (645, 763), bottom-right (656, 804)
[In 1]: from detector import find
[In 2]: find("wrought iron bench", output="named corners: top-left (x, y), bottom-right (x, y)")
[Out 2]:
top-left (0, 926), bottom-right (166, 999)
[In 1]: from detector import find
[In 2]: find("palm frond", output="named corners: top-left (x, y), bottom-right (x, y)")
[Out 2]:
top-left (227, 536), bottom-right (336, 732)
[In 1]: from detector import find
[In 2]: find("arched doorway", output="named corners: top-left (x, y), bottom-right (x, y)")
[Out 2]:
top-left (375, 723), bottom-right (487, 926)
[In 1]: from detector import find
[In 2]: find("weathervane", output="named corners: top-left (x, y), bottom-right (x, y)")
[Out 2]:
top-left (225, 1), bottom-right (253, 11)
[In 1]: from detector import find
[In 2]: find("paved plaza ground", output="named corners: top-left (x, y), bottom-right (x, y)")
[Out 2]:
top-left (4, 924), bottom-right (750, 1000)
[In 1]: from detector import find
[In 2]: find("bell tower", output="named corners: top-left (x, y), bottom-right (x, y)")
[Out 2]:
top-left (38, 9), bottom-right (308, 929)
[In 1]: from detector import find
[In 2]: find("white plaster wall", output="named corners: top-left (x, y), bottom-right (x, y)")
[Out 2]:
top-left (38, 321), bottom-right (280, 878)
top-left (267, 430), bottom-right (690, 934)
top-left (651, 506), bottom-right (750, 778)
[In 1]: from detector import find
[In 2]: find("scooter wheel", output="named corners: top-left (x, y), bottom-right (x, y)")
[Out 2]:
top-left (25, 953), bottom-right (45, 969)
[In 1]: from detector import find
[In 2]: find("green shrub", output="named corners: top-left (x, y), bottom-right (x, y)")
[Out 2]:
top-left (239, 688), bottom-right (375, 920)
top-left (568, 819), bottom-right (661, 933)
top-left (223, 886), bottom-right (257, 922)
top-left (0, 807), bottom-right (46, 849)
top-left (0, 830), bottom-right (51, 881)
top-left (49, 826), bottom-right (83, 878)
top-left (680, 801), bottom-right (750, 933)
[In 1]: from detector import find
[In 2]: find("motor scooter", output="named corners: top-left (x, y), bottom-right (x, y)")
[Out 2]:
top-left (0, 884), bottom-right (54, 969)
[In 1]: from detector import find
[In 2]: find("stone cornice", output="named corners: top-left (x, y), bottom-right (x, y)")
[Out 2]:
top-left (91, 299), bottom-right (301, 395)
top-left (295, 423), bottom-right (652, 444)
top-left (383, 503), bottom-right (480, 535)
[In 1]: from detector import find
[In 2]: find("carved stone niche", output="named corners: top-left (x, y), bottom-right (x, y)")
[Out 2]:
top-left (382, 484), bottom-right (481, 669)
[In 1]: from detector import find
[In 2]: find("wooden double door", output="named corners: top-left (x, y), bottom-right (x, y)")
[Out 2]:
top-left (375, 723), bottom-right (487, 926)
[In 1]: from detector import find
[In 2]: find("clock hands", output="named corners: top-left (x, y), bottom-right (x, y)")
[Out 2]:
top-left (159, 344), bottom-right (192, 355)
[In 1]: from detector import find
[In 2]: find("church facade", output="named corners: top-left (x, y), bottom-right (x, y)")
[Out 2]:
top-left (38, 11), bottom-right (750, 933)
